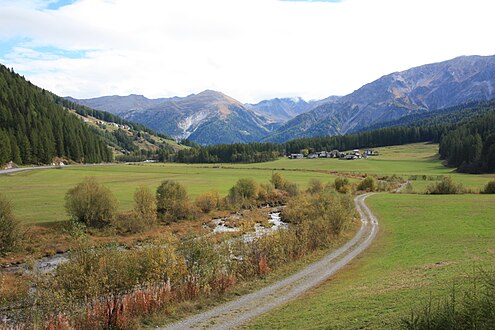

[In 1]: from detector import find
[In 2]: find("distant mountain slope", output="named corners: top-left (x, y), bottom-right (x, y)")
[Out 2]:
top-left (246, 97), bottom-right (322, 123)
top-left (65, 94), bottom-right (168, 116)
top-left (0, 64), bottom-right (112, 165)
top-left (127, 90), bottom-right (271, 145)
top-left (356, 100), bottom-right (495, 133)
top-left (70, 90), bottom-right (273, 145)
top-left (265, 55), bottom-right (495, 142)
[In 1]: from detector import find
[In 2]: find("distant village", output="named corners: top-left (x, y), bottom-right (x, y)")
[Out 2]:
top-left (94, 119), bottom-right (131, 131)
top-left (289, 149), bottom-right (379, 160)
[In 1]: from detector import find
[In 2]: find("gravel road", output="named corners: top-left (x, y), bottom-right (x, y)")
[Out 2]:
top-left (0, 163), bottom-right (116, 175)
top-left (161, 192), bottom-right (379, 330)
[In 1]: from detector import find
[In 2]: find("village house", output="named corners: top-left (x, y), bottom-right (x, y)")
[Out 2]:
top-left (364, 149), bottom-right (379, 156)
top-left (289, 153), bottom-right (304, 159)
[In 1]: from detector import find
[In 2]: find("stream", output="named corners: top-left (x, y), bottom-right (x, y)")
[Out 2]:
top-left (1, 210), bottom-right (288, 274)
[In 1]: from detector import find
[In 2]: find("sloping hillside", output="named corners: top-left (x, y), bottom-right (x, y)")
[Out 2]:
top-left (0, 64), bottom-right (112, 165)
top-left (265, 55), bottom-right (495, 142)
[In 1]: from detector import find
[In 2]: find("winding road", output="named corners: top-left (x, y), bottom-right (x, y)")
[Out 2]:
top-left (161, 192), bottom-right (379, 330)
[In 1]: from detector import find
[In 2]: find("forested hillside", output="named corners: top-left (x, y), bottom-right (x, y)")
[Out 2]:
top-left (0, 65), bottom-right (112, 165)
top-left (439, 109), bottom-right (495, 173)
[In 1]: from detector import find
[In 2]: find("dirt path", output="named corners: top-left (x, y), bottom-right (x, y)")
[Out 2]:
top-left (161, 192), bottom-right (379, 330)
top-left (0, 163), bottom-right (116, 175)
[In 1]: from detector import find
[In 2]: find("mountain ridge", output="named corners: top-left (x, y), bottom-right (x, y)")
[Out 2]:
top-left (264, 55), bottom-right (495, 142)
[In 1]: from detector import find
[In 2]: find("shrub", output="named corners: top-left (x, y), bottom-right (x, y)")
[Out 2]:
top-left (0, 194), bottom-right (21, 254)
top-left (257, 183), bottom-right (289, 206)
top-left (156, 180), bottom-right (191, 221)
top-left (113, 211), bottom-right (147, 234)
top-left (270, 172), bottom-right (299, 197)
top-left (195, 191), bottom-right (220, 213)
top-left (270, 172), bottom-right (286, 190)
top-left (426, 177), bottom-right (464, 194)
top-left (334, 177), bottom-right (350, 193)
top-left (306, 179), bottom-right (323, 195)
top-left (283, 191), bottom-right (354, 236)
top-left (133, 186), bottom-right (157, 226)
top-left (357, 176), bottom-right (377, 192)
top-left (482, 180), bottom-right (495, 194)
top-left (64, 177), bottom-right (118, 228)
top-left (227, 178), bottom-right (259, 209)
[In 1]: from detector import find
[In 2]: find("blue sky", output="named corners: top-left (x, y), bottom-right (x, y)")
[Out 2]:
top-left (1, 0), bottom-right (494, 102)
top-left (46, 0), bottom-right (77, 10)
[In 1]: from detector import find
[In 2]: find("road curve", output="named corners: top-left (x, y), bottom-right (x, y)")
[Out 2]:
top-left (161, 192), bottom-right (379, 330)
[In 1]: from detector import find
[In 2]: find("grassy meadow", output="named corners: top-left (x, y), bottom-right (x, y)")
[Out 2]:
top-left (247, 193), bottom-right (495, 329)
top-left (1, 142), bottom-right (494, 224)
top-left (211, 143), bottom-right (495, 192)
top-left (0, 164), bottom-right (339, 224)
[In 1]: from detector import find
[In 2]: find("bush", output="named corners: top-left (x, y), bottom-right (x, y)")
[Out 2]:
top-left (113, 211), bottom-right (147, 234)
top-left (306, 179), bottom-right (323, 195)
top-left (270, 172), bottom-right (299, 197)
top-left (256, 183), bottom-right (289, 206)
top-left (482, 180), bottom-right (495, 194)
top-left (334, 177), bottom-right (351, 193)
top-left (357, 176), bottom-right (377, 192)
top-left (270, 172), bottom-right (286, 190)
top-left (65, 177), bottom-right (118, 228)
top-left (156, 180), bottom-right (192, 221)
top-left (0, 194), bottom-right (21, 255)
top-left (426, 177), bottom-right (464, 194)
top-left (195, 191), bottom-right (220, 213)
top-left (133, 186), bottom-right (157, 226)
top-left (283, 191), bottom-right (354, 236)
top-left (227, 178), bottom-right (259, 209)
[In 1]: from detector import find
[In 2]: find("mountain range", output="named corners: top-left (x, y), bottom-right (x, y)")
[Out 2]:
top-left (68, 55), bottom-right (495, 145)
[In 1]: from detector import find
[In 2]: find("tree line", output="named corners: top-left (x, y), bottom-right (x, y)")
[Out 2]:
top-left (0, 65), bottom-right (112, 165)
top-left (439, 109), bottom-right (495, 173)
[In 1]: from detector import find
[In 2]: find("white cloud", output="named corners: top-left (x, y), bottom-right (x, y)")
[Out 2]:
top-left (1, 0), bottom-right (495, 102)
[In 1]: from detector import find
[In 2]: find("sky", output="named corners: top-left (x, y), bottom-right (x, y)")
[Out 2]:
top-left (1, 0), bottom-right (494, 103)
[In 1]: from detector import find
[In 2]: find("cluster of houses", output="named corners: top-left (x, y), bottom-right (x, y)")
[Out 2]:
top-left (289, 149), bottom-right (379, 160)
top-left (95, 120), bottom-right (130, 130)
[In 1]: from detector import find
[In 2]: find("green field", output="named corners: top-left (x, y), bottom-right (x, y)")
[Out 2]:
top-left (210, 143), bottom-right (495, 192)
top-left (0, 164), bottom-right (339, 224)
top-left (247, 193), bottom-right (495, 329)
top-left (1, 143), bottom-right (494, 224)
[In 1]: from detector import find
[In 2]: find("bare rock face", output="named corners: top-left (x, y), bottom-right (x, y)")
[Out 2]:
top-left (69, 90), bottom-right (273, 145)
top-left (265, 55), bottom-right (495, 142)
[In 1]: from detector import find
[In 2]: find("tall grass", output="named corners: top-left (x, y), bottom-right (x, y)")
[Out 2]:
top-left (402, 269), bottom-right (495, 329)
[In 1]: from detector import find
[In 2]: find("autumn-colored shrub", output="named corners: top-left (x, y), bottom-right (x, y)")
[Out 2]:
top-left (334, 177), bottom-right (350, 193)
top-left (156, 180), bottom-right (192, 221)
top-left (227, 178), bottom-right (259, 209)
top-left (65, 177), bottom-right (118, 228)
top-left (482, 180), bottom-right (495, 194)
top-left (0, 194), bottom-right (21, 255)
top-left (426, 176), bottom-right (464, 194)
top-left (133, 186), bottom-right (157, 226)
top-left (306, 179), bottom-right (323, 195)
top-left (357, 176), bottom-right (378, 192)
top-left (195, 191), bottom-right (220, 213)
